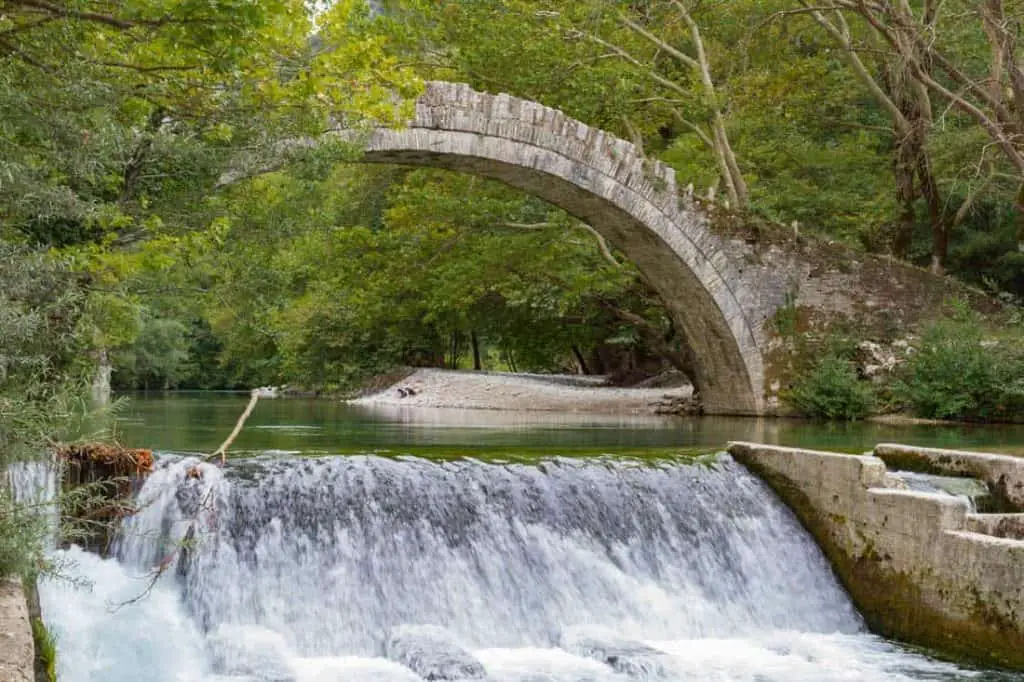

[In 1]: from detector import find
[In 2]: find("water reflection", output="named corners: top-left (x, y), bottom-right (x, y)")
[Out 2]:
top-left (113, 392), bottom-right (1024, 457)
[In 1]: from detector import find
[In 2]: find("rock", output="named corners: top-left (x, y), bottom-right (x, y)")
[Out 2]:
top-left (386, 625), bottom-right (486, 680)
top-left (561, 627), bottom-right (670, 677)
top-left (649, 393), bottom-right (702, 416)
top-left (856, 340), bottom-right (900, 380)
top-left (632, 369), bottom-right (690, 389)
top-left (207, 624), bottom-right (297, 681)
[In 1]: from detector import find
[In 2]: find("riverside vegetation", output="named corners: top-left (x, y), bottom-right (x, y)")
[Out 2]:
top-left (3, 0), bottom-right (1024, 580)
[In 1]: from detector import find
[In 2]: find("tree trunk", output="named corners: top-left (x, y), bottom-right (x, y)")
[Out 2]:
top-left (504, 347), bottom-right (518, 374)
top-left (91, 349), bottom-right (112, 406)
top-left (915, 147), bottom-right (947, 274)
top-left (1016, 183), bottom-right (1024, 256)
top-left (892, 140), bottom-right (917, 258)
top-left (470, 331), bottom-right (482, 371)
top-left (449, 332), bottom-right (460, 370)
top-left (599, 303), bottom-right (695, 383)
top-left (571, 345), bottom-right (590, 375)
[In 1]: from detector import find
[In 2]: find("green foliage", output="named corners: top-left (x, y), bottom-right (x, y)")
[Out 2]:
top-left (113, 314), bottom-right (191, 390)
top-left (786, 355), bottom-right (875, 420)
top-left (0, 245), bottom-right (89, 466)
top-left (772, 291), bottom-right (800, 338)
top-left (0, 245), bottom-right (92, 578)
top-left (195, 165), bottom-right (670, 391)
top-left (31, 616), bottom-right (58, 682)
top-left (894, 308), bottom-right (1024, 421)
top-left (4, 0), bottom-right (1024, 427)
top-left (0, 490), bottom-right (50, 580)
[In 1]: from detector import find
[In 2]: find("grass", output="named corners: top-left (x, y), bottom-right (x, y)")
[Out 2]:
top-left (31, 616), bottom-right (57, 682)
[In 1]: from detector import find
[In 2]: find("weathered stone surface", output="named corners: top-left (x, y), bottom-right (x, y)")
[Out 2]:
top-left (728, 441), bottom-right (1024, 669)
top-left (224, 82), bottom-right (993, 414)
top-left (357, 83), bottom-right (988, 414)
top-left (967, 513), bottom-right (1024, 540)
top-left (0, 579), bottom-right (33, 682)
top-left (875, 443), bottom-right (1024, 510)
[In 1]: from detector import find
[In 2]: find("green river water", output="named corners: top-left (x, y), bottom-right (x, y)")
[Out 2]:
top-left (113, 391), bottom-right (1024, 457)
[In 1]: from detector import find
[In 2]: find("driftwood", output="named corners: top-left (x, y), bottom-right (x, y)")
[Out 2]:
top-left (206, 389), bottom-right (261, 465)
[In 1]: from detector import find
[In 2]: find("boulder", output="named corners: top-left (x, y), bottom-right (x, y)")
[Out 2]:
top-left (386, 625), bottom-right (486, 680)
top-left (561, 627), bottom-right (670, 677)
top-left (206, 624), bottom-right (297, 681)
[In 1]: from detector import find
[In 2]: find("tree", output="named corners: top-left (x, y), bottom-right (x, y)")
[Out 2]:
top-left (796, 0), bottom-right (1024, 272)
top-left (1, 0), bottom-right (422, 396)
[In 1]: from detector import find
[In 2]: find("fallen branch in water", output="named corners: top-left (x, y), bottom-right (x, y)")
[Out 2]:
top-left (205, 389), bottom-right (260, 465)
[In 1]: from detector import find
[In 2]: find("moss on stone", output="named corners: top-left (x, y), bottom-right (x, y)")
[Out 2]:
top-left (733, 448), bottom-right (1024, 670)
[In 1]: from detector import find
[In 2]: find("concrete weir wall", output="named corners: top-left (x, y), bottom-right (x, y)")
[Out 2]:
top-left (728, 441), bottom-right (1024, 669)
top-left (0, 579), bottom-right (32, 682)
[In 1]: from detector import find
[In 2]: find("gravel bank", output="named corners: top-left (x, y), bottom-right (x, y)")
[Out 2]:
top-left (350, 369), bottom-right (693, 414)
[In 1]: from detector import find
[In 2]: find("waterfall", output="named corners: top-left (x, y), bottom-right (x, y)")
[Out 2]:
top-left (39, 454), bottom-right (987, 681)
top-left (8, 456), bottom-right (59, 541)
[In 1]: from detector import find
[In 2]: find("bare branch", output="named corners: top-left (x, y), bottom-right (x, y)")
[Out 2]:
top-left (574, 30), bottom-right (692, 99)
top-left (914, 64), bottom-right (1024, 172)
top-left (618, 15), bottom-right (700, 71)
top-left (9, 0), bottom-right (136, 29)
top-left (798, 1), bottom-right (910, 133)
top-left (205, 390), bottom-right (260, 465)
top-left (576, 223), bottom-right (621, 268)
top-left (670, 110), bottom-right (716, 149)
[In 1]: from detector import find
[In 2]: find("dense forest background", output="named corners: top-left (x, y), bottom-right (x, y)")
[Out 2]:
top-left (2, 0), bottom-right (1023, 400)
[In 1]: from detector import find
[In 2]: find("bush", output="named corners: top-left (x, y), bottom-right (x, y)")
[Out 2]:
top-left (786, 355), bottom-right (875, 420)
top-left (0, 491), bottom-right (50, 579)
top-left (894, 312), bottom-right (1024, 421)
top-left (0, 244), bottom-right (90, 578)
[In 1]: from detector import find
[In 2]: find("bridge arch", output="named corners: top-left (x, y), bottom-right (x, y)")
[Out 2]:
top-left (354, 82), bottom-right (767, 415)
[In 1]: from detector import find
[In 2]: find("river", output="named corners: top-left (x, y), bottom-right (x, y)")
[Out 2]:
top-left (34, 393), bottom-right (1024, 681)
top-left (112, 391), bottom-right (1024, 456)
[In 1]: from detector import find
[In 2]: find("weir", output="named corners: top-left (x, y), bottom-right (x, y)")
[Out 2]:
top-left (35, 453), bottom-right (1001, 681)
top-left (729, 441), bottom-right (1024, 670)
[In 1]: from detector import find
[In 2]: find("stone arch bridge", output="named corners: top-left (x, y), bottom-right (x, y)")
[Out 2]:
top-left (227, 82), bottom-right (973, 415)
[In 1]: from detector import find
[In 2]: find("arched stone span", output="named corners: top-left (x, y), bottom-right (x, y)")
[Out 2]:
top-left (357, 82), bottom-right (767, 415)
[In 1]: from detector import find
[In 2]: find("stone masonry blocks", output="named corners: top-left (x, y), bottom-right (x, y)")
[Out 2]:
top-left (728, 441), bottom-right (1024, 669)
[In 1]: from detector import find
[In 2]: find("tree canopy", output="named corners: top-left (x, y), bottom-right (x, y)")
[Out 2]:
top-left (2, 0), bottom-right (1022, 399)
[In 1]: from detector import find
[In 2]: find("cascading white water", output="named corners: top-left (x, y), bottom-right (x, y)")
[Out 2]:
top-left (39, 454), bottom-right (993, 681)
top-left (8, 457), bottom-right (59, 542)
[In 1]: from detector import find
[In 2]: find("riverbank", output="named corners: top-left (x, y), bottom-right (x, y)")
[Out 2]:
top-left (348, 369), bottom-right (694, 414)
top-left (0, 578), bottom-right (32, 682)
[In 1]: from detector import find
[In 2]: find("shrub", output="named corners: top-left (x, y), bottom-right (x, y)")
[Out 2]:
top-left (786, 355), bottom-right (875, 420)
top-left (894, 311), bottom-right (1024, 421)
top-left (0, 244), bottom-right (90, 578)
top-left (0, 491), bottom-right (50, 579)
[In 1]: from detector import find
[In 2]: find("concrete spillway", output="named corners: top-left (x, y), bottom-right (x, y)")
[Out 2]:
top-left (31, 453), bottom-right (999, 681)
